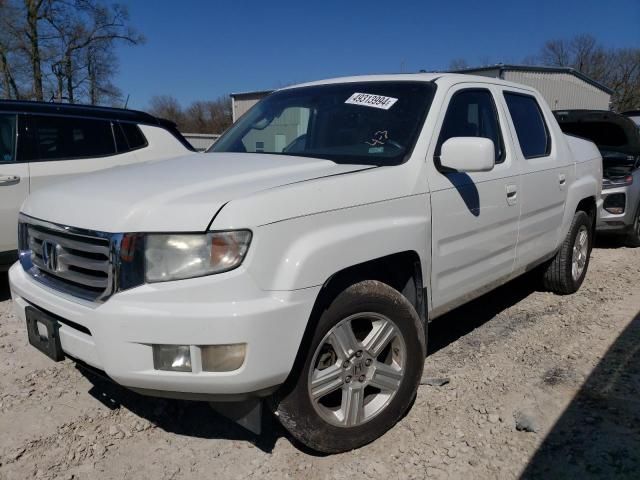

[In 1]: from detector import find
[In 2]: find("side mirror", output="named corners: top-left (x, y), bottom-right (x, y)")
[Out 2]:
top-left (439, 137), bottom-right (495, 172)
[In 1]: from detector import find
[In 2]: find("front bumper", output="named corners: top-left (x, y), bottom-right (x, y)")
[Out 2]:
top-left (9, 263), bottom-right (319, 398)
top-left (597, 185), bottom-right (636, 233)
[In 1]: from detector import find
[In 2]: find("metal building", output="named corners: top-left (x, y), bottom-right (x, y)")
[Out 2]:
top-left (452, 64), bottom-right (612, 110)
top-left (230, 65), bottom-right (613, 123)
top-left (231, 90), bottom-right (274, 122)
top-left (181, 133), bottom-right (221, 152)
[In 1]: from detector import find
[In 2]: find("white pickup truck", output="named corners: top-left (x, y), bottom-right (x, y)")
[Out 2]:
top-left (9, 74), bottom-right (601, 453)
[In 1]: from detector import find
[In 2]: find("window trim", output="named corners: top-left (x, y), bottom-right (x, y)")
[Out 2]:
top-left (434, 87), bottom-right (507, 169)
top-left (503, 91), bottom-right (552, 160)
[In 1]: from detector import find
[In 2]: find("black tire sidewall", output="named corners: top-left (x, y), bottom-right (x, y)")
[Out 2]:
top-left (563, 211), bottom-right (592, 290)
top-left (274, 281), bottom-right (426, 453)
top-left (626, 204), bottom-right (640, 247)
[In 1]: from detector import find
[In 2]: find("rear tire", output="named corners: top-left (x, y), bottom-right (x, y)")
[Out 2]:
top-left (625, 203), bottom-right (640, 247)
top-left (271, 280), bottom-right (426, 453)
top-left (542, 210), bottom-right (593, 294)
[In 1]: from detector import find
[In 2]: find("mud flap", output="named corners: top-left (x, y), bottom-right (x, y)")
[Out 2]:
top-left (210, 398), bottom-right (263, 435)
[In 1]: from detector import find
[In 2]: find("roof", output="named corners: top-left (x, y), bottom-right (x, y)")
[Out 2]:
top-left (0, 99), bottom-right (163, 125)
top-left (450, 64), bottom-right (613, 94)
top-left (228, 72), bottom-right (545, 101)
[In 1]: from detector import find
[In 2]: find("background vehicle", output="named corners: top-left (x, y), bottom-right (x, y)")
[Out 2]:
top-left (9, 74), bottom-right (601, 453)
top-left (622, 110), bottom-right (640, 128)
top-left (554, 110), bottom-right (640, 246)
top-left (0, 101), bottom-right (195, 270)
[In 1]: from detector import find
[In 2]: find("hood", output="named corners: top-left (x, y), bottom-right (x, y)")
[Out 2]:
top-left (554, 110), bottom-right (640, 155)
top-left (22, 153), bottom-right (373, 232)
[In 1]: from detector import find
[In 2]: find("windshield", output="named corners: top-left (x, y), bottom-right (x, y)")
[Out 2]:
top-left (210, 81), bottom-right (436, 165)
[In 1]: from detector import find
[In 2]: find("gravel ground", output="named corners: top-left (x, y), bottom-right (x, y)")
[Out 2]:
top-left (0, 242), bottom-right (639, 480)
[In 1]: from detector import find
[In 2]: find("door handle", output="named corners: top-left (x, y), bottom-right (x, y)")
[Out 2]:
top-left (506, 184), bottom-right (518, 206)
top-left (558, 174), bottom-right (566, 185)
top-left (0, 175), bottom-right (20, 186)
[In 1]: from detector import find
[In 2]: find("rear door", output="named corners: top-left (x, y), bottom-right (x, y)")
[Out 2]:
top-left (24, 115), bottom-right (141, 192)
top-left (0, 113), bottom-right (29, 256)
top-left (501, 90), bottom-right (569, 270)
top-left (429, 84), bottom-right (521, 315)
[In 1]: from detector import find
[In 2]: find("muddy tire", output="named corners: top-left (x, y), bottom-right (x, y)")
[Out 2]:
top-left (271, 280), bottom-right (426, 453)
top-left (543, 210), bottom-right (593, 294)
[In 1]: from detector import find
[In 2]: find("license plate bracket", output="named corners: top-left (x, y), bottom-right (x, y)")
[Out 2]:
top-left (26, 306), bottom-right (64, 361)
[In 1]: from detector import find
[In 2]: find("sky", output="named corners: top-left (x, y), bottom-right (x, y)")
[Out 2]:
top-left (114, 0), bottom-right (640, 109)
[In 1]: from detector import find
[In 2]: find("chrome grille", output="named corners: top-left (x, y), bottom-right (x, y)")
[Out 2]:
top-left (19, 216), bottom-right (115, 302)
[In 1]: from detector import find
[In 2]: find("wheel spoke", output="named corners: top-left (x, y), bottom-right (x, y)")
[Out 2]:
top-left (310, 364), bottom-right (343, 400)
top-left (327, 322), bottom-right (359, 360)
top-left (580, 230), bottom-right (588, 248)
top-left (362, 319), bottom-right (396, 357)
top-left (341, 386), bottom-right (364, 427)
top-left (369, 361), bottom-right (403, 392)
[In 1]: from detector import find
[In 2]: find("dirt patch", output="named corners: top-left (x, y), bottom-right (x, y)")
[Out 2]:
top-left (1, 244), bottom-right (639, 479)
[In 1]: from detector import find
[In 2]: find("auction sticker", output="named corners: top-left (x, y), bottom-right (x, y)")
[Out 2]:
top-left (345, 92), bottom-right (398, 110)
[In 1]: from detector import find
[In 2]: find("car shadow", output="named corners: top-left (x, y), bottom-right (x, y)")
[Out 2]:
top-left (594, 235), bottom-right (628, 249)
top-left (427, 272), bottom-right (539, 356)
top-left (521, 311), bottom-right (640, 479)
top-left (76, 366), bottom-right (287, 453)
top-left (0, 272), bottom-right (10, 302)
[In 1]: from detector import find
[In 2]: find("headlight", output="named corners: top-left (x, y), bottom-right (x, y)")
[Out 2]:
top-left (145, 231), bottom-right (252, 283)
top-left (602, 175), bottom-right (633, 190)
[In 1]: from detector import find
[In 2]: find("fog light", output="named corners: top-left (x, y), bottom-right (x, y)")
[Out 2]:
top-left (153, 345), bottom-right (192, 372)
top-left (603, 193), bottom-right (626, 215)
top-left (201, 344), bottom-right (246, 372)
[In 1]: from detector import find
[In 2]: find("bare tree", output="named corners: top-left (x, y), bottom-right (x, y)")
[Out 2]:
top-left (0, 0), bottom-right (142, 104)
top-left (46, 0), bottom-right (143, 103)
top-left (448, 58), bottom-right (469, 71)
top-left (539, 39), bottom-right (572, 67)
top-left (22, 0), bottom-right (51, 100)
top-left (534, 34), bottom-right (640, 111)
top-left (149, 96), bottom-right (233, 134)
top-left (0, 1), bottom-right (23, 98)
top-left (148, 95), bottom-right (185, 128)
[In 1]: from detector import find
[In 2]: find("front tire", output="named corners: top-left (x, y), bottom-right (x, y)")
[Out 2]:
top-left (272, 280), bottom-right (426, 453)
top-left (543, 210), bottom-right (593, 294)
top-left (625, 203), bottom-right (640, 247)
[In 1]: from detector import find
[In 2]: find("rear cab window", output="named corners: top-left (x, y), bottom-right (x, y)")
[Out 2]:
top-left (0, 114), bottom-right (17, 163)
top-left (504, 92), bottom-right (551, 159)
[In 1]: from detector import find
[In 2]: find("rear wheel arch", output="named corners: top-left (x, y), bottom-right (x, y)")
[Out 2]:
top-left (575, 195), bottom-right (597, 239)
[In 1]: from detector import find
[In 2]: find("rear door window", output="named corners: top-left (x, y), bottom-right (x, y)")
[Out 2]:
top-left (504, 92), bottom-right (551, 159)
top-left (32, 115), bottom-right (116, 160)
top-left (0, 114), bottom-right (17, 163)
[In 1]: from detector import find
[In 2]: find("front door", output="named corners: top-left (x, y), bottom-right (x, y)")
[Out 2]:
top-left (428, 85), bottom-right (521, 315)
top-left (0, 113), bottom-right (29, 256)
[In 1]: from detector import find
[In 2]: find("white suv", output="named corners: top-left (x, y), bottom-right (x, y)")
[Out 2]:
top-left (0, 101), bottom-right (195, 270)
top-left (9, 74), bottom-right (601, 453)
